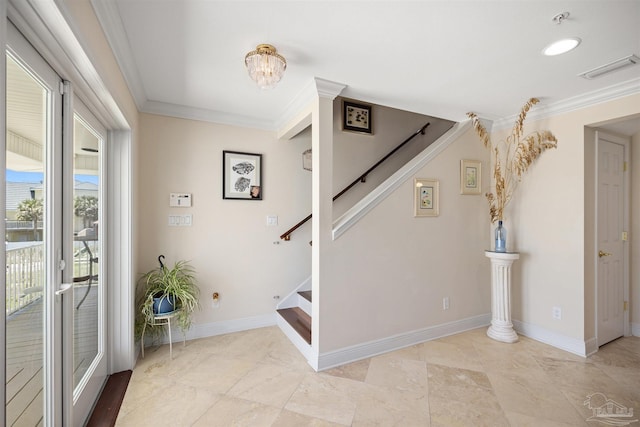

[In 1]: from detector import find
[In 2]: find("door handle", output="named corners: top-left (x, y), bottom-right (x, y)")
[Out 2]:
top-left (598, 250), bottom-right (612, 258)
top-left (55, 283), bottom-right (73, 296)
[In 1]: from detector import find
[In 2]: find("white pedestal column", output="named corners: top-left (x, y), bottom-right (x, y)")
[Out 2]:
top-left (485, 251), bottom-right (520, 343)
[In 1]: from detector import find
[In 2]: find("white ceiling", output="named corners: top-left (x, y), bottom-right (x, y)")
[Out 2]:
top-left (92, 1), bottom-right (640, 133)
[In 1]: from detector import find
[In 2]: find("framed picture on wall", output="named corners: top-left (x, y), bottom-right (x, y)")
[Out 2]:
top-left (414, 178), bottom-right (439, 217)
top-left (223, 151), bottom-right (262, 200)
top-left (460, 159), bottom-right (482, 195)
top-left (342, 100), bottom-right (372, 134)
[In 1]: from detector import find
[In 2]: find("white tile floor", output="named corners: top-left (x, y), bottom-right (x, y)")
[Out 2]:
top-left (117, 326), bottom-right (640, 426)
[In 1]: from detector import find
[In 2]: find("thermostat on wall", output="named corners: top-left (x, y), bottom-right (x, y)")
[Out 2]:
top-left (170, 193), bottom-right (192, 207)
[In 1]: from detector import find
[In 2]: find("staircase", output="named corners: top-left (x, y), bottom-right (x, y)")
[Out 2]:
top-left (275, 121), bottom-right (470, 367)
top-left (277, 291), bottom-right (311, 343)
top-left (276, 279), bottom-right (313, 359)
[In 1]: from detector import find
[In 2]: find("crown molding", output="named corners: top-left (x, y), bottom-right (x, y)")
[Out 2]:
top-left (314, 77), bottom-right (347, 99)
top-left (90, 0), bottom-right (146, 111)
top-left (491, 77), bottom-right (640, 130)
top-left (142, 100), bottom-right (275, 130)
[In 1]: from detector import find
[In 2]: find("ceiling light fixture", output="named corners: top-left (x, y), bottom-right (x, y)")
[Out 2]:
top-left (578, 54), bottom-right (640, 79)
top-left (244, 44), bottom-right (287, 89)
top-left (542, 11), bottom-right (581, 56)
top-left (542, 37), bottom-right (581, 56)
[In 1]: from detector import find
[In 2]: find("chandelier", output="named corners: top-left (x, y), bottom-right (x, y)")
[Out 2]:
top-left (244, 44), bottom-right (287, 89)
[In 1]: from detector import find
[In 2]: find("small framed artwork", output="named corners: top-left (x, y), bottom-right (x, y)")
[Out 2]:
top-left (414, 178), bottom-right (439, 217)
top-left (223, 150), bottom-right (262, 200)
top-left (343, 100), bottom-right (372, 134)
top-left (460, 159), bottom-right (482, 195)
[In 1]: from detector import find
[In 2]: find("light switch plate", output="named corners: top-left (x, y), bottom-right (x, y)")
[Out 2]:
top-left (266, 215), bottom-right (278, 226)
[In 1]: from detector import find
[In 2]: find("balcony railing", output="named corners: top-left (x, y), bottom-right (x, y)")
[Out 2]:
top-left (6, 242), bottom-right (44, 315)
top-left (5, 240), bottom-right (97, 316)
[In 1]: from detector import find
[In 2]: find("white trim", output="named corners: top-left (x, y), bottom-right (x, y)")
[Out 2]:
top-left (316, 313), bottom-right (490, 371)
top-left (277, 276), bottom-right (312, 310)
top-left (492, 78), bottom-right (640, 130)
top-left (154, 313), bottom-right (277, 345)
top-left (143, 100), bottom-right (275, 131)
top-left (275, 314), bottom-right (316, 369)
top-left (107, 130), bottom-right (135, 373)
top-left (632, 322), bottom-right (640, 337)
top-left (585, 337), bottom-right (599, 357)
top-left (333, 120), bottom-right (470, 240)
top-left (0, 3), bottom-right (7, 419)
top-left (89, 0), bottom-right (145, 111)
top-left (512, 319), bottom-right (589, 357)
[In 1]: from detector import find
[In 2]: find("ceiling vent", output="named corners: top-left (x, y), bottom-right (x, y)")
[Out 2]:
top-left (578, 54), bottom-right (640, 79)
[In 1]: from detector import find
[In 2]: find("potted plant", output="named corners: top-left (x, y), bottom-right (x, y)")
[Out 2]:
top-left (135, 255), bottom-right (200, 340)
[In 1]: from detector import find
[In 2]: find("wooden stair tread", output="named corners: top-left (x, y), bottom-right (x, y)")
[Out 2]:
top-left (277, 307), bottom-right (311, 344)
top-left (298, 290), bottom-right (312, 302)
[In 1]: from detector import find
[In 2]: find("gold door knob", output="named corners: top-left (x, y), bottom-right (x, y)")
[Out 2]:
top-left (598, 250), bottom-right (612, 258)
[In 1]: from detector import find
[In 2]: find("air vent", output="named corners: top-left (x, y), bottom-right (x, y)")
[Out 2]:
top-left (578, 54), bottom-right (640, 79)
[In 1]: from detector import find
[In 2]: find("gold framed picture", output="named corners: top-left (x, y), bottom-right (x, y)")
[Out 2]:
top-left (460, 159), bottom-right (482, 195)
top-left (414, 178), bottom-right (439, 217)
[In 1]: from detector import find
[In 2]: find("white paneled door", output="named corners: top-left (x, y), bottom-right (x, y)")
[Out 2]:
top-left (596, 132), bottom-right (628, 347)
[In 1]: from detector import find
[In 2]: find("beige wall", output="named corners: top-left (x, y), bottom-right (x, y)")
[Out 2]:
top-left (497, 94), bottom-right (640, 342)
top-left (332, 99), bottom-right (454, 218)
top-left (632, 129), bottom-right (640, 333)
top-left (138, 113), bottom-right (312, 324)
top-left (319, 126), bottom-right (491, 352)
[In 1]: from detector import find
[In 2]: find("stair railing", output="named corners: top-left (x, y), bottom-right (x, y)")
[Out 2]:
top-left (280, 122), bottom-right (430, 241)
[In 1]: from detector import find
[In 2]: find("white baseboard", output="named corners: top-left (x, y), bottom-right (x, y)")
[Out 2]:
top-left (150, 313), bottom-right (277, 346)
top-left (632, 322), bottom-right (640, 337)
top-left (512, 319), bottom-right (590, 357)
top-left (316, 313), bottom-right (491, 371)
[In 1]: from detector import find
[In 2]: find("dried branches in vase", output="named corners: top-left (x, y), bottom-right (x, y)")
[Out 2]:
top-left (467, 98), bottom-right (558, 223)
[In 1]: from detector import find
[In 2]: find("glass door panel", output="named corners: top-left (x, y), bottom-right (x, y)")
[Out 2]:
top-left (71, 108), bottom-right (106, 419)
top-left (5, 44), bottom-right (54, 427)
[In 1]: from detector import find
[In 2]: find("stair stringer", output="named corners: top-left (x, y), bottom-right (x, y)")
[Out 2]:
top-left (276, 276), bottom-right (311, 311)
top-left (333, 119), bottom-right (471, 240)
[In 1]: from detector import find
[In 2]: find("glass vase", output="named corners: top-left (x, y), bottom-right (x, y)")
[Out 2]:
top-left (495, 220), bottom-right (507, 252)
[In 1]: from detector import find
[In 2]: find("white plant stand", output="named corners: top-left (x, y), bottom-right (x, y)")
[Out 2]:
top-left (485, 251), bottom-right (520, 343)
top-left (141, 310), bottom-right (185, 359)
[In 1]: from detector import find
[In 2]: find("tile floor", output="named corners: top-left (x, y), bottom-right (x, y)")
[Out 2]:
top-left (116, 326), bottom-right (640, 426)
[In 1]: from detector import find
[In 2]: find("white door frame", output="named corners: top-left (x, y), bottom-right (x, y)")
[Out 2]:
top-left (594, 130), bottom-right (631, 345)
top-left (2, 1), bottom-right (135, 425)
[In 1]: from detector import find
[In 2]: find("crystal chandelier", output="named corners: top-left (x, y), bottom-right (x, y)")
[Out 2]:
top-left (244, 44), bottom-right (287, 89)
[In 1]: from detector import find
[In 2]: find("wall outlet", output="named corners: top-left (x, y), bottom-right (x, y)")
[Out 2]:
top-left (552, 306), bottom-right (562, 320)
top-left (443, 297), bottom-right (450, 310)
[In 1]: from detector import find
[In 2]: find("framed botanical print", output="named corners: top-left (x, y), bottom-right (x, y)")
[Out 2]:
top-left (414, 178), bottom-right (439, 217)
top-left (460, 159), bottom-right (482, 195)
top-left (223, 151), bottom-right (262, 200)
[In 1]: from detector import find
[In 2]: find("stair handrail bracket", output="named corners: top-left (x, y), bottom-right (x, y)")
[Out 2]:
top-left (280, 122), bottom-right (431, 241)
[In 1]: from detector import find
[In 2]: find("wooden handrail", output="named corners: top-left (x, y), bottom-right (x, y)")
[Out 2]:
top-left (280, 122), bottom-right (430, 241)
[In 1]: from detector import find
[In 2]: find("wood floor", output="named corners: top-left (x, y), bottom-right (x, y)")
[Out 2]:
top-left (5, 285), bottom-right (99, 426)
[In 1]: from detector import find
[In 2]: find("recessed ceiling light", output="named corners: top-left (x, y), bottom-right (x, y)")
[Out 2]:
top-left (542, 37), bottom-right (581, 56)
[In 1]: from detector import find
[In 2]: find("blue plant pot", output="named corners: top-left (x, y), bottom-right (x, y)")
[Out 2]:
top-left (152, 294), bottom-right (175, 314)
